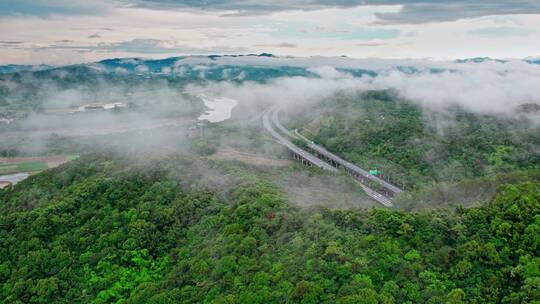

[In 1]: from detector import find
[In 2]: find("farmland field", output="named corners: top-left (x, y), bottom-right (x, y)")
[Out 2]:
top-left (0, 155), bottom-right (79, 175)
top-left (0, 164), bottom-right (17, 174)
top-left (16, 161), bottom-right (48, 172)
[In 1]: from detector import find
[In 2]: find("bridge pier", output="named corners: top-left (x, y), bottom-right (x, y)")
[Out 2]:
top-left (291, 151), bottom-right (314, 168)
top-left (263, 105), bottom-right (400, 206)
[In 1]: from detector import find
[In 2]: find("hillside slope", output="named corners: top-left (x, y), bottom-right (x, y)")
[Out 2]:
top-left (1, 155), bottom-right (539, 303)
top-left (284, 90), bottom-right (540, 209)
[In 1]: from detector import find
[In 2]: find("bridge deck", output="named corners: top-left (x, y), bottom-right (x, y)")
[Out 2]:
top-left (307, 143), bottom-right (403, 194)
top-left (263, 105), bottom-right (397, 207)
top-left (262, 107), bottom-right (338, 172)
top-left (269, 106), bottom-right (402, 194)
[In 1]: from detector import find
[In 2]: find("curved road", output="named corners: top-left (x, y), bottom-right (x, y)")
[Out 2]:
top-left (262, 107), bottom-right (338, 172)
top-left (263, 105), bottom-right (399, 207)
top-left (270, 106), bottom-right (402, 195)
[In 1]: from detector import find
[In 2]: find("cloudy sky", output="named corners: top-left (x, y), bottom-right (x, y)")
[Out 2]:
top-left (1, 0), bottom-right (539, 64)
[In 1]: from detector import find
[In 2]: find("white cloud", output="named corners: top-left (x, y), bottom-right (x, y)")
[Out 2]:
top-left (188, 59), bottom-right (540, 119)
top-left (308, 66), bottom-right (350, 79)
top-left (367, 64), bottom-right (540, 114)
top-left (1, 5), bottom-right (540, 64)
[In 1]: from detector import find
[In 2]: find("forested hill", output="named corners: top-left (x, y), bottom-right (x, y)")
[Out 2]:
top-left (1, 155), bottom-right (539, 303)
top-left (290, 91), bottom-right (539, 190)
top-left (285, 90), bottom-right (540, 209)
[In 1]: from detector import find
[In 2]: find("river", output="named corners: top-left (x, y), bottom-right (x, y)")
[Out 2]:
top-left (198, 96), bottom-right (238, 122)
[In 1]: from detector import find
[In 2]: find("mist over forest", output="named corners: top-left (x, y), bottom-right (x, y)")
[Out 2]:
top-left (1, 53), bottom-right (539, 303)
top-left (4, 0), bottom-right (540, 300)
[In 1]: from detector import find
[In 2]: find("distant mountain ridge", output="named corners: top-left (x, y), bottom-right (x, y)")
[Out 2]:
top-left (2, 54), bottom-right (540, 74)
top-left (0, 53), bottom-right (278, 75)
top-left (1, 55), bottom-right (539, 82)
top-left (0, 64), bottom-right (53, 74)
top-left (454, 57), bottom-right (508, 64)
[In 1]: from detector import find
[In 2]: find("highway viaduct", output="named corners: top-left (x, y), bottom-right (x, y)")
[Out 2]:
top-left (262, 105), bottom-right (402, 207)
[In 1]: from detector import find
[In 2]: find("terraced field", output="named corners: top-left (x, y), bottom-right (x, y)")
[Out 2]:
top-left (0, 155), bottom-right (79, 187)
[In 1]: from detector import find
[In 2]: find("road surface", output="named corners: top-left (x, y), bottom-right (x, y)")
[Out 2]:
top-left (264, 105), bottom-right (402, 206)
top-left (306, 143), bottom-right (402, 194)
top-left (262, 107), bottom-right (338, 172)
top-left (270, 106), bottom-right (402, 195)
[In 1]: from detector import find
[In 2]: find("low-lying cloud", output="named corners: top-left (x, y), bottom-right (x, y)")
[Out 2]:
top-left (186, 59), bottom-right (540, 120)
top-left (366, 64), bottom-right (540, 115)
top-left (2, 56), bottom-right (539, 158)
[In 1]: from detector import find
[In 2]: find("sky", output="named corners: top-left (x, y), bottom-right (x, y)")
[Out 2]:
top-left (1, 0), bottom-right (539, 65)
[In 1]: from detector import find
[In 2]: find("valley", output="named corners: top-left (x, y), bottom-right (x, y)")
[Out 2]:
top-left (0, 55), bottom-right (539, 303)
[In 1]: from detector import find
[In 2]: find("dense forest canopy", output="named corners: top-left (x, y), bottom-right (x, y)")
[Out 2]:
top-left (1, 59), bottom-right (539, 303)
top-left (1, 155), bottom-right (539, 303)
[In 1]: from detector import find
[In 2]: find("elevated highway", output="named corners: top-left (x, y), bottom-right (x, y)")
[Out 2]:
top-left (262, 107), bottom-right (338, 172)
top-left (263, 105), bottom-right (401, 207)
top-left (307, 144), bottom-right (402, 195)
top-left (271, 106), bottom-right (402, 196)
